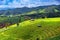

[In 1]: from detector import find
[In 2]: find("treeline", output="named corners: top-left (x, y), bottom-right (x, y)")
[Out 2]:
top-left (0, 16), bottom-right (21, 28)
top-left (0, 12), bottom-right (60, 28)
top-left (23, 12), bottom-right (60, 19)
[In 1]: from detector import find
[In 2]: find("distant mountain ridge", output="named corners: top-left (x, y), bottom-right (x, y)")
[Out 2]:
top-left (0, 5), bottom-right (60, 15)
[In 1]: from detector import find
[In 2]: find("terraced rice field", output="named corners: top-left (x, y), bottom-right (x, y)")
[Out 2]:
top-left (0, 18), bottom-right (60, 40)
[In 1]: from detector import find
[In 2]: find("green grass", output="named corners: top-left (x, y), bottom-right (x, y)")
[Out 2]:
top-left (0, 18), bottom-right (60, 40)
top-left (46, 35), bottom-right (60, 40)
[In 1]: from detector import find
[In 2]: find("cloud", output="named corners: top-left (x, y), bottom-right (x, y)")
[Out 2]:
top-left (0, 0), bottom-right (59, 8)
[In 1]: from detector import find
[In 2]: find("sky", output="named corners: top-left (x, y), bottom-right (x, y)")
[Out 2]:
top-left (0, 0), bottom-right (60, 8)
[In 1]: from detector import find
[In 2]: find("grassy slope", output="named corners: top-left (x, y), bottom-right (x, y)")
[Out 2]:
top-left (0, 18), bottom-right (60, 40)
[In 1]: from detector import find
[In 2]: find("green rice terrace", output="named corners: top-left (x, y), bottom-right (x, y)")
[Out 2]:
top-left (0, 18), bottom-right (60, 40)
top-left (0, 0), bottom-right (60, 40)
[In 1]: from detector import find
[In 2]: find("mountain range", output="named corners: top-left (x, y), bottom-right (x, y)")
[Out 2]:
top-left (0, 5), bottom-right (60, 15)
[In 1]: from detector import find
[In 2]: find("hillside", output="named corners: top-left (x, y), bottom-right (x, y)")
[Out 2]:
top-left (0, 5), bottom-right (60, 15)
top-left (0, 18), bottom-right (60, 40)
top-left (26, 5), bottom-right (60, 15)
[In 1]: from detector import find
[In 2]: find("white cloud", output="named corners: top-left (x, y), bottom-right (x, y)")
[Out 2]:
top-left (0, 0), bottom-right (59, 8)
